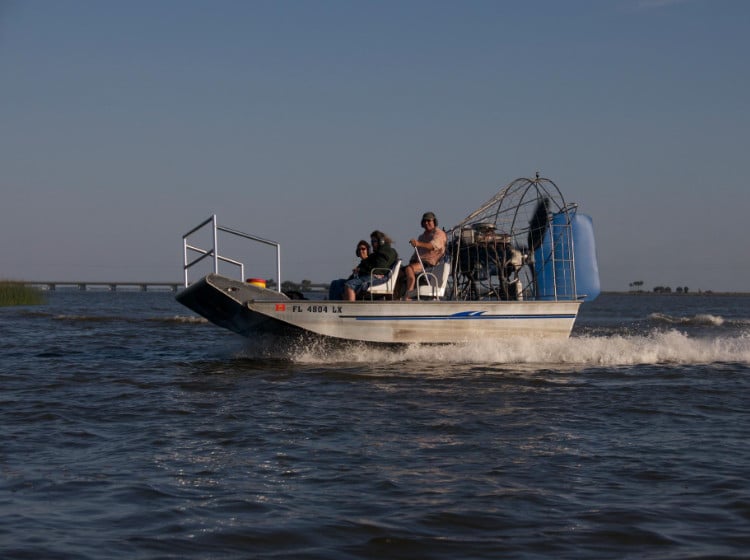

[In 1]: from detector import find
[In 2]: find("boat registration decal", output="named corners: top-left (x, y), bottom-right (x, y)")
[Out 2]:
top-left (281, 304), bottom-right (344, 313)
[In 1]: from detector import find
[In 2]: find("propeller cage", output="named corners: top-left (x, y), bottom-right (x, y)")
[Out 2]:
top-left (447, 176), bottom-right (578, 301)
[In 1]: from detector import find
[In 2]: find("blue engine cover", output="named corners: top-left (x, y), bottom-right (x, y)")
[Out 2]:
top-left (534, 211), bottom-right (600, 302)
top-left (571, 213), bottom-right (600, 302)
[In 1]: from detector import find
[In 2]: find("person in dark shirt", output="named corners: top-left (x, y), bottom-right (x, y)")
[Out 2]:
top-left (328, 240), bottom-right (370, 300)
top-left (342, 230), bottom-right (398, 301)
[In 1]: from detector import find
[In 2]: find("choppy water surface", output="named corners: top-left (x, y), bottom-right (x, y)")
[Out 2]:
top-left (2, 291), bottom-right (749, 559)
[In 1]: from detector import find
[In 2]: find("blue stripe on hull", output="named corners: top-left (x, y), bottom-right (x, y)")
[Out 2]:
top-left (342, 313), bottom-right (577, 321)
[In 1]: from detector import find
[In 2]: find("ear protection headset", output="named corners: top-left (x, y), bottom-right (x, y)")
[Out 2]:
top-left (421, 212), bottom-right (438, 228)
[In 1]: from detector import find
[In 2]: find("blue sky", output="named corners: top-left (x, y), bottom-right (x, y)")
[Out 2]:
top-left (2, 0), bottom-right (748, 292)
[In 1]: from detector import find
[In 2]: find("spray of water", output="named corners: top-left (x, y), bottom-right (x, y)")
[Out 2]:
top-left (648, 312), bottom-right (725, 326)
top-left (235, 330), bottom-right (750, 367)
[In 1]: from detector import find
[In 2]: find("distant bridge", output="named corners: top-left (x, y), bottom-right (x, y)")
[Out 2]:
top-left (27, 281), bottom-right (183, 292)
top-left (25, 281), bottom-right (331, 293)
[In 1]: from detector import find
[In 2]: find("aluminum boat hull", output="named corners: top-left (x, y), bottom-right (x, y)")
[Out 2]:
top-left (177, 274), bottom-right (581, 344)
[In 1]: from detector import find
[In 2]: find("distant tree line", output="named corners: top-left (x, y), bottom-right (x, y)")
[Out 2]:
top-left (629, 281), bottom-right (645, 292)
top-left (630, 281), bottom-right (691, 294)
top-left (653, 286), bottom-right (690, 294)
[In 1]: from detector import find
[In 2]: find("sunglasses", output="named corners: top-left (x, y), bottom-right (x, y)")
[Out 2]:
top-left (358, 247), bottom-right (368, 252)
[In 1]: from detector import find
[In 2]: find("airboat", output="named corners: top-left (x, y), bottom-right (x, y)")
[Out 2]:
top-left (176, 175), bottom-right (600, 344)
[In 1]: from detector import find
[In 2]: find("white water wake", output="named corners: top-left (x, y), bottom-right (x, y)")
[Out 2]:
top-left (648, 312), bottom-right (725, 326)
top-left (238, 329), bottom-right (750, 367)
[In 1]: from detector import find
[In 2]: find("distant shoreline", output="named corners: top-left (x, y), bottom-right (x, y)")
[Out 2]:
top-left (602, 291), bottom-right (750, 296)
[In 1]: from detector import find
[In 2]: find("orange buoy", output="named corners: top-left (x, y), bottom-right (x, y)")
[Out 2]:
top-left (246, 278), bottom-right (266, 288)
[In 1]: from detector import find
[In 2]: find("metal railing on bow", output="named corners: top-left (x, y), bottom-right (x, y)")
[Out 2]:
top-left (182, 214), bottom-right (281, 291)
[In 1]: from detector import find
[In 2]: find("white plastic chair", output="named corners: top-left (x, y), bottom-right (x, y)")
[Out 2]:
top-left (416, 260), bottom-right (451, 300)
top-left (365, 259), bottom-right (402, 300)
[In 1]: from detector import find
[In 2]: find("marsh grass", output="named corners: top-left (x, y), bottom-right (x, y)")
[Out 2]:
top-left (0, 281), bottom-right (45, 306)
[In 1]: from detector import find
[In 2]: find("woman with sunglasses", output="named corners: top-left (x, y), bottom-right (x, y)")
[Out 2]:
top-left (342, 231), bottom-right (398, 301)
top-left (328, 240), bottom-right (371, 300)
